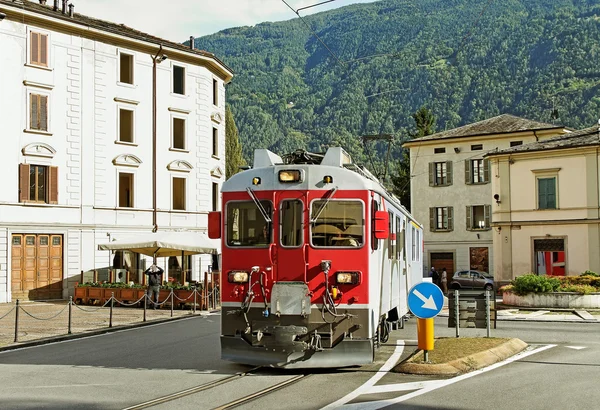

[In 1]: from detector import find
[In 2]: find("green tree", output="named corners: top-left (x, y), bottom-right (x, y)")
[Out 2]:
top-left (392, 107), bottom-right (436, 210)
top-left (225, 106), bottom-right (246, 179)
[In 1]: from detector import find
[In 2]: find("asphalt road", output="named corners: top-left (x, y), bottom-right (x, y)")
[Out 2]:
top-left (0, 314), bottom-right (598, 409)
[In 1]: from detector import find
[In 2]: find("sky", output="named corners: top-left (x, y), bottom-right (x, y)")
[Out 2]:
top-left (75, 0), bottom-right (380, 43)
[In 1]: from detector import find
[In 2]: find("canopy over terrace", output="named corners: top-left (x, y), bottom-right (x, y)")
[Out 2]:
top-left (98, 231), bottom-right (218, 285)
top-left (98, 231), bottom-right (218, 257)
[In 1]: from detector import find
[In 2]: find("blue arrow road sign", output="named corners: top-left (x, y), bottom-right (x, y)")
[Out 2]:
top-left (408, 282), bottom-right (444, 319)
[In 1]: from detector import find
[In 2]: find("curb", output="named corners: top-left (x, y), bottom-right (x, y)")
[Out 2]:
top-left (394, 338), bottom-right (528, 376)
top-left (0, 313), bottom-right (206, 353)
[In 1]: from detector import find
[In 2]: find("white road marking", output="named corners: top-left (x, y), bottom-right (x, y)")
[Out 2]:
top-left (565, 346), bottom-right (586, 350)
top-left (322, 343), bottom-right (557, 410)
top-left (321, 340), bottom-right (405, 410)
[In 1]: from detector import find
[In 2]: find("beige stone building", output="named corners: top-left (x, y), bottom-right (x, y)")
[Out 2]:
top-left (486, 125), bottom-right (600, 284)
top-left (403, 114), bottom-right (568, 277)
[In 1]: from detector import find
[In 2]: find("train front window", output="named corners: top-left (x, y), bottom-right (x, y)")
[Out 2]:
top-left (226, 200), bottom-right (272, 247)
top-left (310, 200), bottom-right (364, 247)
top-left (280, 199), bottom-right (303, 247)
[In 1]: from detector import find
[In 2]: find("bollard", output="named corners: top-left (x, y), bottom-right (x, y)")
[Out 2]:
top-left (143, 292), bottom-right (147, 322)
top-left (486, 289), bottom-right (491, 337)
top-left (68, 296), bottom-right (73, 334)
top-left (109, 292), bottom-right (114, 328)
top-left (170, 289), bottom-right (174, 317)
top-left (454, 289), bottom-right (460, 338)
top-left (14, 299), bottom-right (20, 343)
top-left (193, 286), bottom-right (197, 314)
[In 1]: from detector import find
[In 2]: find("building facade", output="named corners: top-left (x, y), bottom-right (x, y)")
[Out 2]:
top-left (0, 0), bottom-right (233, 302)
top-left (403, 114), bottom-right (568, 278)
top-left (487, 126), bottom-right (600, 284)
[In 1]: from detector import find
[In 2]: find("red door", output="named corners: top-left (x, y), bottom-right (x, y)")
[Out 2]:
top-left (275, 192), bottom-right (307, 283)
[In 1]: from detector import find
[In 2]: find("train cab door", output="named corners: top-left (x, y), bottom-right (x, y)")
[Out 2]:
top-left (276, 194), bottom-right (306, 282)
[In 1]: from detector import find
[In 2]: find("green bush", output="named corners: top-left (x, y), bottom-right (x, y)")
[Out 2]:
top-left (581, 270), bottom-right (599, 277)
top-left (511, 274), bottom-right (561, 295)
top-left (558, 284), bottom-right (596, 294)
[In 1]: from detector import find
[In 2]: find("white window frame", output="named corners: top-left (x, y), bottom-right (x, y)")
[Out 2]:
top-left (212, 127), bottom-right (219, 158)
top-left (212, 78), bottom-right (219, 107)
top-left (116, 170), bottom-right (136, 209)
top-left (172, 64), bottom-right (186, 96)
top-left (170, 114), bottom-right (188, 151)
top-left (116, 105), bottom-right (136, 145)
top-left (533, 168), bottom-right (561, 210)
top-left (25, 88), bottom-right (52, 135)
top-left (117, 50), bottom-right (136, 87)
top-left (472, 159), bottom-right (485, 183)
top-left (171, 175), bottom-right (187, 211)
top-left (26, 27), bottom-right (52, 70)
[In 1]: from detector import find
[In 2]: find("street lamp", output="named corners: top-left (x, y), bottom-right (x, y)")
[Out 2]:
top-left (151, 45), bottom-right (168, 232)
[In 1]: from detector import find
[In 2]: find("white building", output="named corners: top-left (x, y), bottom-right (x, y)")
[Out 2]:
top-left (0, 0), bottom-right (233, 302)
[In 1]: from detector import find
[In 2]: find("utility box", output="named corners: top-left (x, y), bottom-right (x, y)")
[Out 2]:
top-left (448, 290), bottom-right (496, 329)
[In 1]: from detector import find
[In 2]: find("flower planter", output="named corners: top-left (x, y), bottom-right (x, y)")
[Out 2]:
top-left (503, 291), bottom-right (600, 308)
top-left (74, 287), bottom-right (87, 303)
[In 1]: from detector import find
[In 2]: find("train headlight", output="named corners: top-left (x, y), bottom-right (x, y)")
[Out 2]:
top-left (279, 170), bottom-right (302, 183)
top-left (336, 271), bottom-right (361, 285)
top-left (228, 271), bottom-right (249, 283)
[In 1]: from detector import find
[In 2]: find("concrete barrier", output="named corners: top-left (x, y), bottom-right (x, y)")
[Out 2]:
top-left (503, 291), bottom-right (600, 308)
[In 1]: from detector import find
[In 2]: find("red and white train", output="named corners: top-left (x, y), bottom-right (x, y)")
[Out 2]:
top-left (208, 147), bottom-right (423, 368)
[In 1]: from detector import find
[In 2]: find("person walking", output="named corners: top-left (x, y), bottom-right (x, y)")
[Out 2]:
top-left (430, 266), bottom-right (439, 286)
top-left (144, 262), bottom-right (164, 309)
top-left (440, 267), bottom-right (448, 294)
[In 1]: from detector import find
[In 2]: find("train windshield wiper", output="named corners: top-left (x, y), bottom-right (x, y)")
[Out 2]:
top-left (246, 187), bottom-right (272, 223)
top-left (310, 187), bottom-right (338, 224)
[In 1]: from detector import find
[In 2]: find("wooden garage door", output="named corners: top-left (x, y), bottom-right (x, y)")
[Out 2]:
top-left (430, 252), bottom-right (454, 276)
top-left (11, 234), bottom-right (63, 300)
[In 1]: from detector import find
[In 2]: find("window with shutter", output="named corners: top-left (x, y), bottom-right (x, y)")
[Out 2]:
top-left (466, 206), bottom-right (472, 230)
top-left (19, 164), bottom-right (30, 202)
top-left (29, 93), bottom-right (49, 131)
top-left (446, 161), bottom-right (453, 185)
top-left (20, 164), bottom-right (52, 203)
top-left (428, 163), bottom-right (435, 186)
top-left (538, 177), bottom-right (556, 209)
top-left (447, 207), bottom-right (454, 231)
top-left (30, 31), bottom-right (49, 67)
top-left (49, 166), bottom-right (58, 204)
top-left (464, 160), bottom-right (471, 185)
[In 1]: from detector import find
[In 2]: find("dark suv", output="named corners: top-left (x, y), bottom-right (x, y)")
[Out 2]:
top-left (451, 270), bottom-right (494, 290)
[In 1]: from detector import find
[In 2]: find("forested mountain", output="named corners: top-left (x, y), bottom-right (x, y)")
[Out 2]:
top-left (196, 0), bottom-right (600, 172)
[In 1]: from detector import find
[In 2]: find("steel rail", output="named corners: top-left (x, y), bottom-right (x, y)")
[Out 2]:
top-left (212, 374), bottom-right (309, 410)
top-left (121, 366), bottom-right (261, 410)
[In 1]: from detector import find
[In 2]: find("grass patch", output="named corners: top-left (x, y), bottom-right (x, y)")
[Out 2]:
top-left (411, 337), bottom-right (512, 364)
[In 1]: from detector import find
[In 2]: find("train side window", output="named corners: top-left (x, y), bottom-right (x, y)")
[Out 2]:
top-left (396, 216), bottom-right (402, 259)
top-left (226, 200), bottom-right (272, 247)
top-left (311, 199), bottom-right (364, 248)
top-left (281, 199), bottom-right (303, 247)
top-left (371, 200), bottom-right (379, 251)
top-left (388, 211), bottom-right (395, 259)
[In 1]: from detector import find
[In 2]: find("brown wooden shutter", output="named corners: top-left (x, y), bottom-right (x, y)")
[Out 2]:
top-left (484, 205), bottom-right (491, 228)
top-left (429, 207), bottom-right (435, 231)
top-left (19, 164), bottom-right (30, 202)
top-left (429, 163), bottom-right (435, 186)
top-left (448, 207), bottom-right (454, 231)
top-left (49, 166), bottom-right (58, 204)
top-left (464, 160), bottom-right (471, 185)
top-left (40, 95), bottom-right (48, 131)
top-left (466, 206), bottom-right (472, 230)
top-left (31, 32), bottom-right (39, 65)
top-left (40, 34), bottom-right (48, 66)
top-left (30, 94), bottom-right (39, 129)
top-left (483, 159), bottom-right (490, 183)
top-left (446, 161), bottom-right (453, 185)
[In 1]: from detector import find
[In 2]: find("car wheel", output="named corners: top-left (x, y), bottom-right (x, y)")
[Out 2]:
top-left (451, 283), bottom-right (460, 290)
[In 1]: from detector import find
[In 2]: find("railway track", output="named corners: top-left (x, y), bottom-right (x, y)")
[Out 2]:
top-left (121, 367), bottom-right (310, 410)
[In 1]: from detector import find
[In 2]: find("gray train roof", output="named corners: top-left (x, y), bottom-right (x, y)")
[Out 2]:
top-left (221, 147), bottom-right (422, 228)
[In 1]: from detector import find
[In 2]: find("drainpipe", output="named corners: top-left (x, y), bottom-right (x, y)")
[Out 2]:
top-left (151, 45), bottom-right (163, 233)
